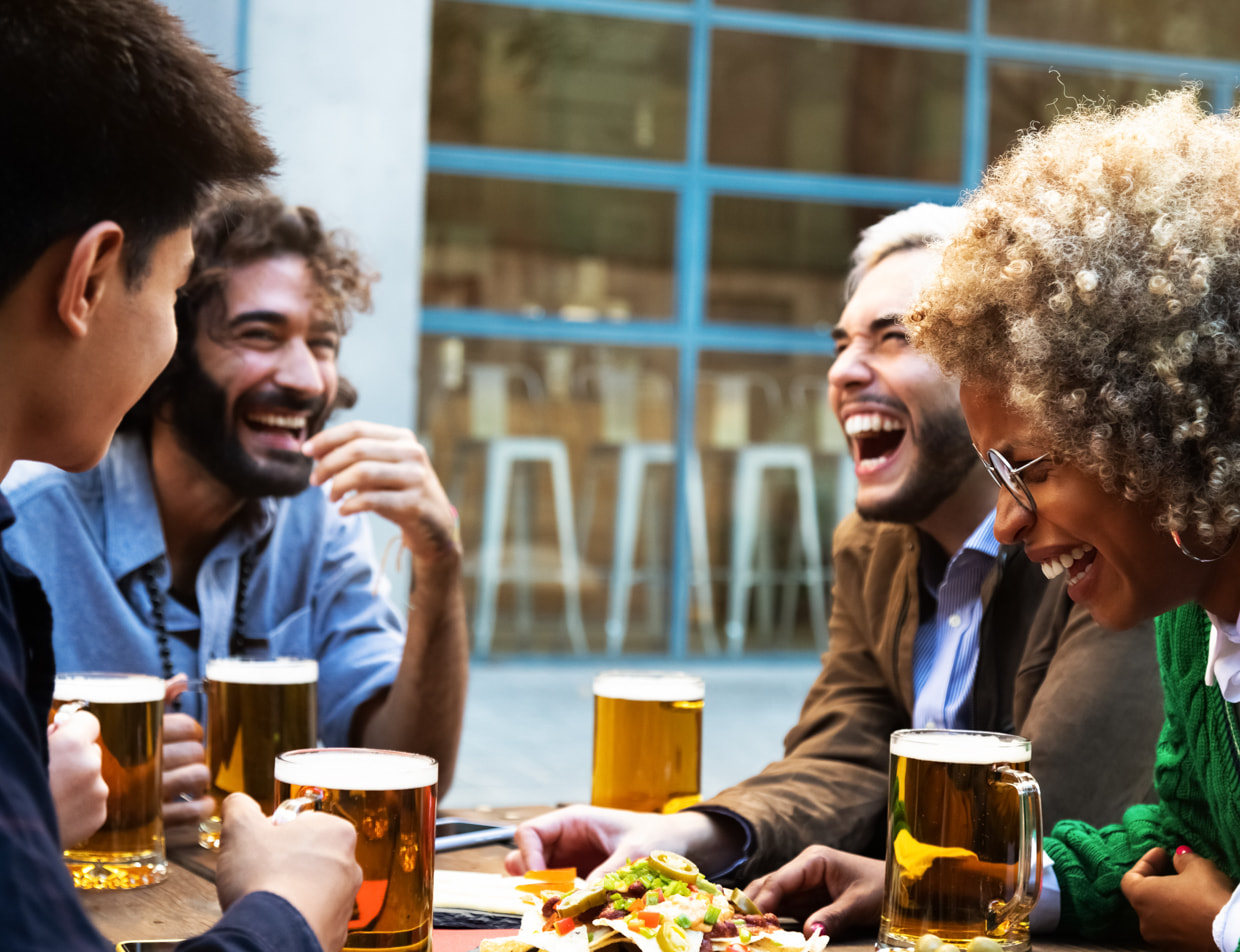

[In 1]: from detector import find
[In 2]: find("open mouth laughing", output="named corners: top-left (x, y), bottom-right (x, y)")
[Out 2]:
top-left (844, 412), bottom-right (907, 474)
top-left (1039, 544), bottom-right (1097, 587)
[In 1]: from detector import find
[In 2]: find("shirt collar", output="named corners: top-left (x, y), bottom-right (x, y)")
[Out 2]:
top-left (961, 508), bottom-right (1002, 560)
top-left (1205, 608), bottom-right (1240, 702)
top-left (101, 431), bottom-right (279, 582)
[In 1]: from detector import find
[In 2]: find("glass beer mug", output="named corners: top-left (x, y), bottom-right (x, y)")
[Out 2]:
top-left (52, 673), bottom-right (168, 889)
top-left (590, 670), bottom-right (703, 813)
top-left (199, 656), bottom-right (319, 849)
top-left (274, 748), bottom-right (438, 952)
top-left (876, 729), bottom-right (1043, 952)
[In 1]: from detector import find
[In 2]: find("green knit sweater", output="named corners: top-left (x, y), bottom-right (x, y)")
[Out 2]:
top-left (1045, 602), bottom-right (1240, 939)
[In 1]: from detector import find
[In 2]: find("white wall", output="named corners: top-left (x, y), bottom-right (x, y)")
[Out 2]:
top-left (167, 0), bottom-right (432, 598)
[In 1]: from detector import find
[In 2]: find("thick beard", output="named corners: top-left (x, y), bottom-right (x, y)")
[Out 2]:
top-left (165, 351), bottom-right (328, 499)
top-left (855, 404), bottom-right (978, 525)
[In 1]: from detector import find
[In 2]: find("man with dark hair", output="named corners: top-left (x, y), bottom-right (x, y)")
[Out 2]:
top-left (504, 206), bottom-right (1163, 914)
top-left (0, 2), bottom-right (360, 949)
top-left (4, 188), bottom-right (470, 824)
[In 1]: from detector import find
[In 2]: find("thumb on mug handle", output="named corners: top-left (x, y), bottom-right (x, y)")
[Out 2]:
top-left (271, 787), bottom-right (326, 826)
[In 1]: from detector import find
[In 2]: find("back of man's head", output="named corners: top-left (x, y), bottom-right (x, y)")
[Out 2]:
top-left (844, 203), bottom-right (968, 302)
top-left (0, 0), bottom-right (277, 302)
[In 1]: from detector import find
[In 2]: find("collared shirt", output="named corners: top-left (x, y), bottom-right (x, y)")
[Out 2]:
top-left (911, 509), bottom-right (1002, 730)
top-left (2, 432), bottom-right (405, 746)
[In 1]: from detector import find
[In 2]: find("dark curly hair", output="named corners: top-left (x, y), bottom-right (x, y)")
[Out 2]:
top-left (908, 88), bottom-right (1240, 546)
top-left (122, 189), bottom-right (376, 432)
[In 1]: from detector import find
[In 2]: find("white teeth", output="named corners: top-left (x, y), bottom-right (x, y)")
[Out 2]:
top-left (248, 413), bottom-right (307, 430)
top-left (843, 413), bottom-right (906, 437)
top-left (1041, 544), bottom-right (1094, 583)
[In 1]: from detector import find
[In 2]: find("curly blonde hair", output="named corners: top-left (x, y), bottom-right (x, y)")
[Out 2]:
top-left (908, 88), bottom-right (1240, 545)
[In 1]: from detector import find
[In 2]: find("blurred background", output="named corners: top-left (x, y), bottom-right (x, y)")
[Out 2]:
top-left (164, 0), bottom-right (1240, 802)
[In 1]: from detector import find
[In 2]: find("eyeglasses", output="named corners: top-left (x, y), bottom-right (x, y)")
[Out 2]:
top-left (974, 446), bottom-right (1049, 515)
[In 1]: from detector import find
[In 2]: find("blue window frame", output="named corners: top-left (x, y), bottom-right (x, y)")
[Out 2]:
top-left (424, 0), bottom-right (1240, 656)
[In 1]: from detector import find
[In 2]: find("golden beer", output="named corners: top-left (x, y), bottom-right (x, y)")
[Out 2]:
top-left (877, 730), bottom-right (1042, 952)
top-left (591, 671), bottom-right (703, 813)
top-left (274, 748), bottom-right (438, 952)
top-left (52, 673), bottom-right (166, 890)
top-left (200, 657), bottom-right (318, 849)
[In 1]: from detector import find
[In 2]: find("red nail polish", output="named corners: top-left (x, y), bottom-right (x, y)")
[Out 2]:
top-left (1176, 845), bottom-right (1193, 857)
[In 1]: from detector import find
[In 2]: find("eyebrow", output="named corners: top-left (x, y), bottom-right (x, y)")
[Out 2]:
top-left (830, 314), bottom-right (903, 344)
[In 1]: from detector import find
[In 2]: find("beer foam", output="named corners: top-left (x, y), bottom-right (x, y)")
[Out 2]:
top-left (890, 730), bottom-right (1030, 765)
top-left (206, 657), bottom-right (319, 684)
top-left (593, 671), bottom-right (704, 702)
top-left (54, 674), bottom-right (166, 704)
top-left (274, 749), bottom-right (438, 790)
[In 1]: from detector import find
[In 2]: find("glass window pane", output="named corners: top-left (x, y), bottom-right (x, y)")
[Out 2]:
top-left (708, 196), bottom-right (891, 327)
top-left (709, 32), bottom-right (964, 180)
top-left (418, 337), bottom-right (683, 653)
top-left (990, 1), bottom-right (1240, 60)
top-left (695, 351), bottom-right (840, 654)
top-left (715, 0), bottom-right (966, 28)
top-left (430, 2), bottom-right (689, 159)
top-left (423, 174), bottom-right (676, 320)
top-left (988, 64), bottom-right (1189, 164)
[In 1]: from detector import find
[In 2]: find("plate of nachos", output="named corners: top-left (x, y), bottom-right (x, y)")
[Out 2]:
top-left (481, 851), bottom-right (829, 952)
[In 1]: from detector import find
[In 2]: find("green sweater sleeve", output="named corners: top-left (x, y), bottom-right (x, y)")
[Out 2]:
top-left (1045, 603), bottom-right (1240, 937)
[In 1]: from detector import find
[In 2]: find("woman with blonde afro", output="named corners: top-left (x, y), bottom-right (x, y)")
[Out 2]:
top-left (905, 88), bottom-right (1240, 952)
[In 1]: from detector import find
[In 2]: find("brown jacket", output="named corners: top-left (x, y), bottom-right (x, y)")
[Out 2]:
top-left (705, 511), bottom-right (1163, 879)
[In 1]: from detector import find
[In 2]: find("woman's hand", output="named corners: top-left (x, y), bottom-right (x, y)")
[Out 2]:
top-left (745, 845), bottom-right (885, 938)
top-left (1121, 846), bottom-right (1235, 952)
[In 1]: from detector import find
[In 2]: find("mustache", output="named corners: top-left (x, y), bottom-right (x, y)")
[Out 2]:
top-left (838, 394), bottom-right (910, 419)
top-left (240, 390), bottom-right (329, 420)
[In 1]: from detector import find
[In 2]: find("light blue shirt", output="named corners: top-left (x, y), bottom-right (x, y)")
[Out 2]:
top-left (0, 432), bottom-right (404, 747)
top-left (911, 509), bottom-right (1001, 730)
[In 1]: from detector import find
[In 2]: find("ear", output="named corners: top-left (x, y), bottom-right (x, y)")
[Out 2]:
top-left (58, 222), bottom-right (126, 338)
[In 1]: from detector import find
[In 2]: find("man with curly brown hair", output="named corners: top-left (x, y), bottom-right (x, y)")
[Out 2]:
top-left (3, 190), bottom-right (469, 824)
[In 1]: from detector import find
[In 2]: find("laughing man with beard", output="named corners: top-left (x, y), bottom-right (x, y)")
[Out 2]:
top-left (503, 204), bottom-right (1163, 894)
top-left (2, 189), bottom-right (469, 823)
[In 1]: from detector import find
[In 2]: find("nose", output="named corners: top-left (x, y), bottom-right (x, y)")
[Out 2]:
top-left (827, 344), bottom-right (873, 390)
top-left (273, 338), bottom-right (326, 395)
top-left (992, 490), bottom-right (1035, 545)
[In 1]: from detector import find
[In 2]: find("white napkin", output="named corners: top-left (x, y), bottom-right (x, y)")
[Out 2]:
top-left (434, 871), bottom-right (581, 915)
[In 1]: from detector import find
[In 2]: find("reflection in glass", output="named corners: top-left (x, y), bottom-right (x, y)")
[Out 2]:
top-left (709, 197), bottom-right (890, 327)
top-left (988, 65), bottom-right (1187, 164)
top-left (990, 1), bottom-right (1240, 60)
top-left (430, 2), bottom-right (689, 159)
top-left (423, 174), bottom-right (676, 319)
top-left (709, 31), bottom-right (964, 180)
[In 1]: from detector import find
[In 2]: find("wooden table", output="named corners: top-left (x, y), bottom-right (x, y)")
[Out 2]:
top-left (81, 807), bottom-right (1148, 952)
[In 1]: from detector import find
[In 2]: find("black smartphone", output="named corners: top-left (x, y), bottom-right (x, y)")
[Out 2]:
top-left (434, 816), bottom-right (517, 852)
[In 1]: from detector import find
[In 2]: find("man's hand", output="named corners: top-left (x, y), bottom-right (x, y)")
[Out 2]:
top-left (215, 793), bottom-right (362, 952)
top-left (745, 845), bottom-right (885, 938)
top-left (47, 708), bottom-right (108, 848)
top-left (504, 805), bottom-right (743, 881)
top-left (163, 675), bottom-right (212, 827)
top-left (303, 421), bottom-right (460, 569)
top-left (1121, 846), bottom-right (1234, 952)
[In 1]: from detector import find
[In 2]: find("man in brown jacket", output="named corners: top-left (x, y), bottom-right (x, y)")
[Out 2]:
top-left (505, 204), bottom-right (1162, 887)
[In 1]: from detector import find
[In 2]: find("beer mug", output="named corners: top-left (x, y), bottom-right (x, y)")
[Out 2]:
top-left (274, 748), bottom-right (438, 951)
top-left (52, 673), bottom-right (167, 889)
top-left (877, 729), bottom-right (1043, 952)
top-left (590, 670), bottom-right (703, 813)
top-left (200, 656), bottom-right (318, 849)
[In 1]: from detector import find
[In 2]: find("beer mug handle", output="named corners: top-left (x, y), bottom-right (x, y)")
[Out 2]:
top-left (271, 787), bottom-right (325, 826)
top-left (987, 767), bottom-right (1043, 930)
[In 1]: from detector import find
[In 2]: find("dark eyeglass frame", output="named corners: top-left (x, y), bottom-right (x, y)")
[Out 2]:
top-left (974, 446), bottom-right (1049, 515)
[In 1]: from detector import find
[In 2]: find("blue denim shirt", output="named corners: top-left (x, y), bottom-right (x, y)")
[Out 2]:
top-left (1, 433), bottom-right (404, 747)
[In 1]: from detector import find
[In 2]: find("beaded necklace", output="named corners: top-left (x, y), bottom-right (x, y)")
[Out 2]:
top-left (139, 549), bottom-right (256, 680)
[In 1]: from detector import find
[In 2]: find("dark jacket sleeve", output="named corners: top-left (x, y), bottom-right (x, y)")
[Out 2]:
top-left (177, 892), bottom-right (322, 952)
top-left (1012, 582), bottom-right (1162, 830)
